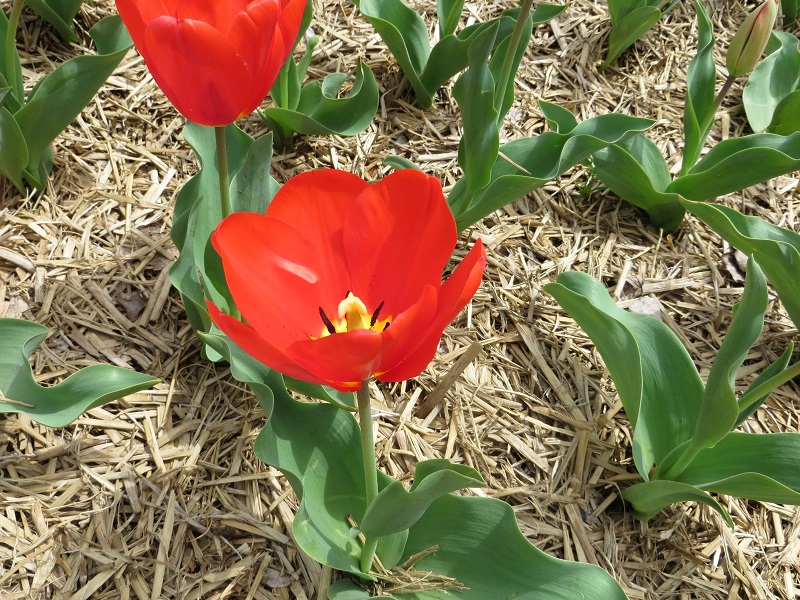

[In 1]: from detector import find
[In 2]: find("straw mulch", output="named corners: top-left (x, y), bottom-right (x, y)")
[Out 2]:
top-left (1, 1), bottom-right (799, 598)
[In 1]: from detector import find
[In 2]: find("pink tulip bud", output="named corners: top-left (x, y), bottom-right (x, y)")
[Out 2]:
top-left (726, 0), bottom-right (780, 77)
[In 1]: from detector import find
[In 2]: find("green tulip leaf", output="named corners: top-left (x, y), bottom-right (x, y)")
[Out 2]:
top-left (743, 31), bottom-right (800, 133)
top-left (437, 0), bottom-right (464, 38)
top-left (622, 480), bottom-right (733, 525)
top-left (451, 112), bottom-right (654, 231)
top-left (692, 260), bottom-right (768, 449)
top-left (668, 132), bottom-right (800, 201)
top-left (678, 432), bottom-right (800, 504)
top-left (539, 100), bottom-right (579, 133)
top-left (169, 123), bottom-right (253, 323)
top-left (489, 10), bottom-right (535, 123)
top-left (25, 0), bottom-right (84, 43)
top-left (393, 494), bottom-right (629, 599)
top-left (0, 105), bottom-right (28, 192)
top-left (0, 318), bottom-right (158, 427)
top-left (607, 0), bottom-right (663, 25)
top-left (766, 89), bottom-right (800, 135)
top-left (590, 133), bottom-right (685, 230)
top-left (355, 0), bottom-right (430, 104)
top-left (601, 6), bottom-right (662, 69)
top-left (736, 343), bottom-right (793, 426)
top-left (13, 15), bottom-right (131, 189)
top-left (680, 0), bottom-right (716, 175)
top-left (782, 0), bottom-right (799, 24)
top-left (0, 11), bottom-right (23, 105)
top-left (680, 199), bottom-right (800, 328)
top-left (229, 132), bottom-right (280, 214)
top-left (545, 272), bottom-right (703, 480)
top-left (452, 24), bottom-right (500, 202)
top-left (261, 61), bottom-right (379, 144)
top-left (359, 459), bottom-right (485, 539)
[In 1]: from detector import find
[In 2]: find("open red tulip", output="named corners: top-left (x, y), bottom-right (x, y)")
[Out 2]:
top-left (207, 169), bottom-right (486, 392)
top-left (116, 0), bottom-right (306, 126)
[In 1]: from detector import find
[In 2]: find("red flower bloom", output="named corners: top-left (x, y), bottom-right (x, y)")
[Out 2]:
top-left (207, 169), bottom-right (486, 392)
top-left (116, 0), bottom-right (305, 126)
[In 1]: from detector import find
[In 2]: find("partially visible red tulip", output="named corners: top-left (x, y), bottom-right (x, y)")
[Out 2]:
top-left (207, 169), bottom-right (486, 392)
top-left (116, 0), bottom-right (306, 126)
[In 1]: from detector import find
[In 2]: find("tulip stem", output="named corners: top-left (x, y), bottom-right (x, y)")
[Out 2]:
top-left (214, 126), bottom-right (232, 219)
top-left (5, 0), bottom-right (24, 101)
top-left (493, 0), bottom-right (534, 119)
top-left (356, 379), bottom-right (379, 574)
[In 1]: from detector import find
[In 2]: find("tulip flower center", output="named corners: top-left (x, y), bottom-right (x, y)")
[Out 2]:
top-left (317, 292), bottom-right (391, 338)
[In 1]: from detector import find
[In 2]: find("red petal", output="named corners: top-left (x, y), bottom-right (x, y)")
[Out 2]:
top-left (212, 212), bottom-right (331, 345)
top-left (288, 330), bottom-right (383, 392)
top-left (378, 240), bottom-right (485, 383)
top-left (207, 301), bottom-right (327, 386)
top-left (266, 170), bottom-right (369, 313)
top-left (374, 284), bottom-right (438, 374)
top-left (142, 18), bottom-right (252, 125)
top-left (344, 170), bottom-right (457, 315)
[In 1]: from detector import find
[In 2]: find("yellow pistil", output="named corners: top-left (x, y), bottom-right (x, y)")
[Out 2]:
top-left (338, 292), bottom-right (370, 331)
top-left (315, 293), bottom-right (392, 338)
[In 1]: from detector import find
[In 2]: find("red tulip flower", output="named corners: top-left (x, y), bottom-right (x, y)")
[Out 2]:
top-left (207, 169), bottom-right (486, 392)
top-left (116, 0), bottom-right (306, 126)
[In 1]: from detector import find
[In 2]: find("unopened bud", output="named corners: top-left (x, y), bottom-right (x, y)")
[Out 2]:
top-left (726, 0), bottom-right (779, 77)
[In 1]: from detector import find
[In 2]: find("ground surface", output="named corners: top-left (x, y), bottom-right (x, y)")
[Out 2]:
top-left (1, 0), bottom-right (800, 598)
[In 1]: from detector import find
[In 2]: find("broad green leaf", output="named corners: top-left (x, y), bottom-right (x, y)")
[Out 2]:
top-left (451, 113), bottom-right (654, 231)
top-left (692, 261), bottom-right (768, 448)
top-left (680, 199), bottom-right (800, 328)
top-left (743, 31), bottom-right (800, 133)
top-left (25, 0), bottom-right (84, 43)
top-left (783, 0), bottom-right (799, 24)
top-left (0, 105), bottom-right (28, 192)
top-left (678, 432), bottom-right (800, 504)
top-left (14, 15), bottom-right (131, 188)
top-left (545, 272), bottom-right (704, 480)
top-left (359, 459), bottom-right (485, 539)
top-left (668, 132), bottom-right (800, 200)
top-left (0, 10), bottom-right (23, 105)
top-left (622, 480), bottom-right (733, 525)
top-left (539, 100), bottom-right (579, 133)
top-left (437, 0), bottom-right (464, 38)
top-left (356, 0), bottom-right (430, 103)
top-left (680, 0), bottom-right (716, 175)
top-left (0, 318), bottom-right (158, 427)
top-left (229, 132), bottom-right (279, 214)
top-left (394, 494), bottom-right (629, 599)
top-left (735, 343), bottom-right (793, 426)
top-left (590, 133), bottom-right (684, 230)
top-left (169, 123), bottom-right (253, 323)
top-left (607, 0), bottom-right (662, 25)
top-left (452, 25), bottom-right (500, 203)
top-left (261, 61), bottom-right (379, 143)
top-left (601, 6), bottom-right (662, 69)
top-left (767, 89), bottom-right (800, 135)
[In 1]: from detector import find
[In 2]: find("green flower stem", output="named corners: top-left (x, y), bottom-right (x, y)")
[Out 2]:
top-left (214, 126), bottom-right (232, 219)
top-left (279, 64), bottom-right (290, 109)
top-left (6, 0), bottom-right (24, 100)
top-left (493, 0), bottom-right (534, 118)
top-left (356, 379), bottom-right (379, 574)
